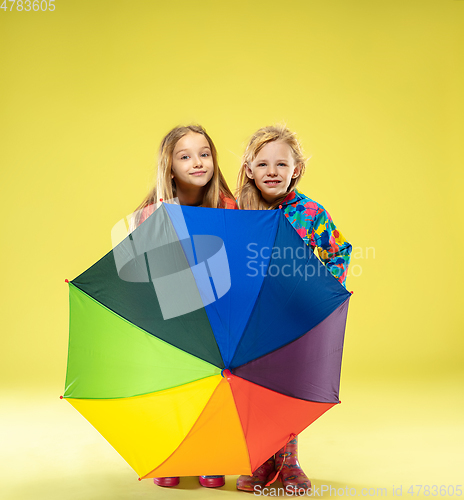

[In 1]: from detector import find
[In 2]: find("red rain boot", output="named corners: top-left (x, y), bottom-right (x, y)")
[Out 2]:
top-left (153, 477), bottom-right (180, 487)
top-left (199, 475), bottom-right (225, 488)
top-left (274, 436), bottom-right (311, 493)
top-left (236, 457), bottom-right (275, 492)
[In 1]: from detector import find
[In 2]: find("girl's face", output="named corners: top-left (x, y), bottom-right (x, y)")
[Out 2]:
top-left (171, 132), bottom-right (214, 192)
top-left (245, 141), bottom-right (301, 204)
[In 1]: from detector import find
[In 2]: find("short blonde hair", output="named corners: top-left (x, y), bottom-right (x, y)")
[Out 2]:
top-left (236, 124), bottom-right (306, 210)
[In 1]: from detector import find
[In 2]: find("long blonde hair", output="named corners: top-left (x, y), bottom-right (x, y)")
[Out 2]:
top-left (134, 125), bottom-right (234, 223)
top-left (236, 124), bottom-right (306, 210)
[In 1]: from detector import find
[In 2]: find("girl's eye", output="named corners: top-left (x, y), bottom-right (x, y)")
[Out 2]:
top-left (201, 153), bottom-right (209, 157)
top-left (278, 162), bottom-right (287, 167)
top-left (181, 155), bottom-right (189, 160)
top-left (258, 163), bottom-right (266, 167)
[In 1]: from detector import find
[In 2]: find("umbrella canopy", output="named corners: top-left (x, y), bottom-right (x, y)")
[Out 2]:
top-left (63, 203), bottom-right (351, 479)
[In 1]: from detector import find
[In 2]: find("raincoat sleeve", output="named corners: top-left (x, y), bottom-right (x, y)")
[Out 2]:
top-left (310, 207), bottom-right (352, 287)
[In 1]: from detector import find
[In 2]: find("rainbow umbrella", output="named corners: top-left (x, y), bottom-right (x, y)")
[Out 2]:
top-left (63, 203), bottom-right (351, 479)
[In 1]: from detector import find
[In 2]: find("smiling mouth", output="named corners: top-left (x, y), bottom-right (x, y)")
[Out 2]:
top-left (264, 180), bottom-right (281, 186)
top-left (190, 171), bottom-right (207, 176)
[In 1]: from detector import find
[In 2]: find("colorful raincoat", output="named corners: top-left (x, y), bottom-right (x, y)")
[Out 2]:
top-left (279, 190), bottom-right (352, 286)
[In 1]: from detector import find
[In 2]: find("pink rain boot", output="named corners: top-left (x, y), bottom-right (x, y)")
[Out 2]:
top-left (153, 477), bottom-right (180, 487)
top-left (236, 457), bottom-right (275, 492)
top-left (199, 475), bottom-right (225, 487)
top-left (274, 436), bottom-right (311, 492)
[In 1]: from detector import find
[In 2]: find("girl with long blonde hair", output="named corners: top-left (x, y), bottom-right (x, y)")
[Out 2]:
top-left (134, 124), bottom-right (236, 489)
top-left (134, 124), bottom-right (236, 227)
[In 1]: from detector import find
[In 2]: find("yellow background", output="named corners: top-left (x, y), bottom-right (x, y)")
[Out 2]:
top-left (1, 1), bottom-right (463, 499)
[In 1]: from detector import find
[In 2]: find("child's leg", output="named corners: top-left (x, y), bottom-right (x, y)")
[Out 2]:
top-left (274, 436), bottom-right (311, 492)
top-left (236, 456), bottom-right (275, 492)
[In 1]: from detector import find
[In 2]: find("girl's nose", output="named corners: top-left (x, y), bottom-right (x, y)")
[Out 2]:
top-left (267, 165), bottom-right (277, 175)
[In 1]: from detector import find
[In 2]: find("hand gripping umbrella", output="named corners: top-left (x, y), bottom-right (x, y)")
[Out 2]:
top-left (63, 203), bottom-right (351, 479)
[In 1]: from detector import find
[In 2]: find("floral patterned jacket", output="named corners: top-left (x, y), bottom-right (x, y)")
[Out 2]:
top-left (279, 189), bottom-right (352, 287)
